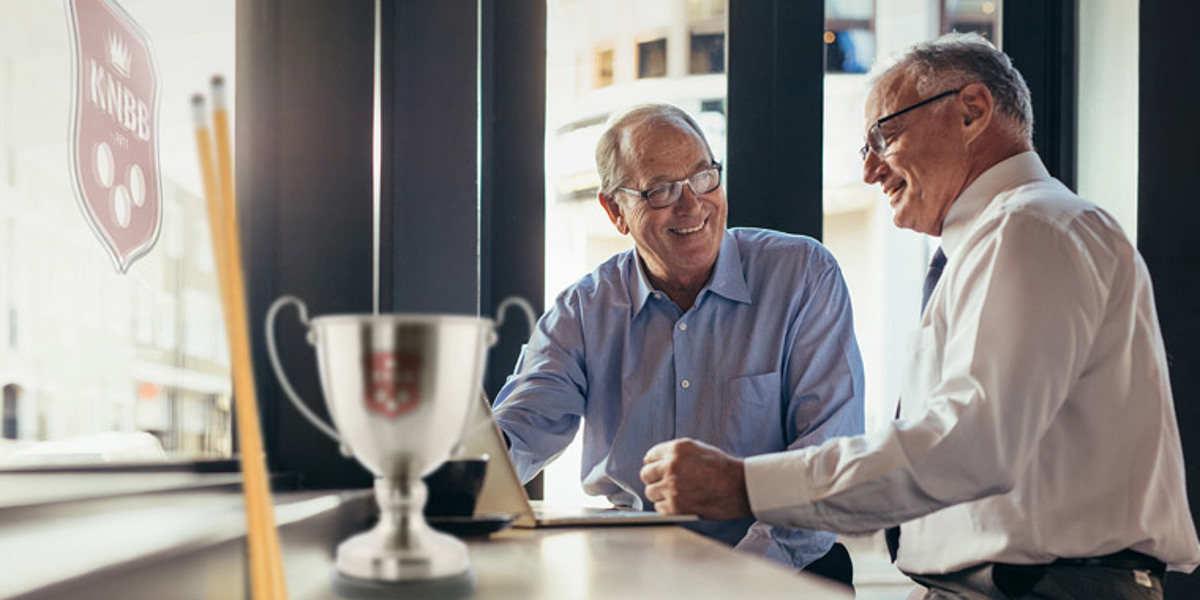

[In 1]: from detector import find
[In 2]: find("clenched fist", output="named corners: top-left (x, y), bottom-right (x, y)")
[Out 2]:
top-left (640, 438), bottom-right (752, 520)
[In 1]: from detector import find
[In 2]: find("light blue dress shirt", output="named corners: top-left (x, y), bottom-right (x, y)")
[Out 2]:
top-left (493, 228), bottom-right (864, 569)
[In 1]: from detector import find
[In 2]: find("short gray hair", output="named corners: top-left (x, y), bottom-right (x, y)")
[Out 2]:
top-left (594, 103), bottom-right (714, 198)
top-left (870, 32), bottom-right (1033, 141)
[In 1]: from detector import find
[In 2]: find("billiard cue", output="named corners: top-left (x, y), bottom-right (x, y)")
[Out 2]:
top-left (194, 76), bottom-right (289, 600)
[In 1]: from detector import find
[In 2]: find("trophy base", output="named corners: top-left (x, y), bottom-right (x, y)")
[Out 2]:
top-left (331, 568), bottom-right (476, 600)
top-left (334, 519), bottom-right (472, 580)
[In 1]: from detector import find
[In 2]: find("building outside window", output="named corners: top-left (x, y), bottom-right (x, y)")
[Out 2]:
top-left (0, 1), bottom-right (234, 465)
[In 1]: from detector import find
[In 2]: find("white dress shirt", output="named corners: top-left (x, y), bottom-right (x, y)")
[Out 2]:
top-left (744, 152), bottom-right (1200, 574)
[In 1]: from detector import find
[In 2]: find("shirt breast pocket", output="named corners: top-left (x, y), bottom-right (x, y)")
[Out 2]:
top-left (721, 371), bottom-right (784, 456)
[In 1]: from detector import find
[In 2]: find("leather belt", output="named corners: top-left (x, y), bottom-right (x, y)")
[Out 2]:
top-left (1051, 549), bottom-right (1166, 578)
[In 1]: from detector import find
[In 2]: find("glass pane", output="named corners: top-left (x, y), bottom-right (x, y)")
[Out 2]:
top-left (822, 0), bottom-right (999, 593)
top-left (0, 1), bottom-right (234, 466)
top-left (544, 0), bottom-right (728, 506)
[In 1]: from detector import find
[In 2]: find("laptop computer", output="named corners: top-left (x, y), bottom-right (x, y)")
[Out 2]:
top-left (453, 394), bottom-right (697, 528)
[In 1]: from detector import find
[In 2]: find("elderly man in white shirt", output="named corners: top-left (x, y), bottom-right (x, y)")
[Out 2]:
top-left (640, 32), bottom-right (1200, 600)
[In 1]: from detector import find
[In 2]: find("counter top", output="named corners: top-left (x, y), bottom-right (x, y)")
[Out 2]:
top-left (456, 526), bottom-right (853, 600)
top-left (0, 480), bottom-right (851, 600)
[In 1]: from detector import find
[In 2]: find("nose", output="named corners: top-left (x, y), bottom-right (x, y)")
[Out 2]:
top-left (673, 184), bottom-right (702, 213)
top-left (862, 152), bottom-right (889, 185)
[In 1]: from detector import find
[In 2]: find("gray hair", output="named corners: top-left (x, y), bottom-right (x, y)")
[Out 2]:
top-left (870, 32), bottom-right (1034, 141)
top-left (594, 103), bottom-right (715, 198)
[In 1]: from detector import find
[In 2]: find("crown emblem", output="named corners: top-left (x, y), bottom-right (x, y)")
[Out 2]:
top-left (107, 32), bottom-right (132, 78)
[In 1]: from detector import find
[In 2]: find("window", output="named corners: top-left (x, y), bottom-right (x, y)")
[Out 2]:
top-left (637, 38), bottom-right (667, 78)
top-left (544, 0), bottom-right (728, 507)
top-left (690, 33), bottom-right (725, 74)
top-left (2, 385), bottom-right (18, 439)
top-left (0, 2), bottom-right (234, 465)
top-left (595, 47), bottom-right (615, 88)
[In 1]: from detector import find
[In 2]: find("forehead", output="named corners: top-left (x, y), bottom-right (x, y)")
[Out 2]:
top-left (620, 118), bottom-right (709, 180)
top-left (865, 72), bottom-right (921, 122)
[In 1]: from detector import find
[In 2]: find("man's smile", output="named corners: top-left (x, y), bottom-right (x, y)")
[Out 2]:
top-left (670, 217), bottom-right (708, 236)
top-left (885, 181), bottom-right (907, 205)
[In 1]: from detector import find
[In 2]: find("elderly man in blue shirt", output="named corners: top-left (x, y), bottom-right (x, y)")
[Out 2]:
top-left (492, 103), bottom-right (864, 580)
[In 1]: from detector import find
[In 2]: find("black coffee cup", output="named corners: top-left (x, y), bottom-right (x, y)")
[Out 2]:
top-left (423, 457), bottom-right (488, 518)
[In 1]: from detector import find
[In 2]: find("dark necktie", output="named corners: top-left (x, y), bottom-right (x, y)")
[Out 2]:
top-left (885, 247), bottom-right (947, 562)
top-left (921, 247), bottom-right (947, 313)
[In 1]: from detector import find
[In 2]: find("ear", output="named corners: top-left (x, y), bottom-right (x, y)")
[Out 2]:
top-left (599, 192), bottom-right (630, 235)
top-left (958, 82), bottom-right (994, 145)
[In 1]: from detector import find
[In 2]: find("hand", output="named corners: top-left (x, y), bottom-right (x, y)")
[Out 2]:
top-left (640, 438), bottom-right (752, 520)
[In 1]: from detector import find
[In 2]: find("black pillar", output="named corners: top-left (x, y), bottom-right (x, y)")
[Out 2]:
top-left (726, 0), bottom-right (824, 239)
top-left (238, 0), bottom-right (375, 488)
top-left (385, 0), bottom-right (480, 316)
top-left (1140, 0), bottom-right (1200, 595)
top-left (479, 0), bottom-right (547, 403)
top-left (1002, 0), bottom-right (1077, 190)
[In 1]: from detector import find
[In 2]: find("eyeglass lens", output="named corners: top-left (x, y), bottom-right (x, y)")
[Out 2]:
top-left (859, 125), bottom-right (886, 161)
top-left (645, 167), bottom-right (721, 207)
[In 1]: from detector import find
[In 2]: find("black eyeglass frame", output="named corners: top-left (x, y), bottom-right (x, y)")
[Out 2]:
top-left (858, 88), bottom-right (962, 161)
top-left (615, 162), bottom-right (723, 209)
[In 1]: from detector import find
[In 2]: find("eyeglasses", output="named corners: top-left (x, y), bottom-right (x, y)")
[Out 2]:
top-left (858, 89), bottom-right (962, 161)
top-left (617, 162), bottom-right (723, 209)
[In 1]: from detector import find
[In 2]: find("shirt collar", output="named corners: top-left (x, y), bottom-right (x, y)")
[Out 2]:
top-left (939, 151), bottom-right (1051, 259)
top-left (630, 230), bottom-right (752, 317)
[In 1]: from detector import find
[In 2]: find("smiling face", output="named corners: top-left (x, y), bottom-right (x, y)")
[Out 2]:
top-left (600, 118), bottom-right (726, 291)
top-left (862, 74), bottom-right (973, 236)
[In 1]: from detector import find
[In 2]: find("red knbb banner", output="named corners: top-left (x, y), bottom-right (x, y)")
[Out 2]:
top-left (66, 0), bottom-right (161, 273)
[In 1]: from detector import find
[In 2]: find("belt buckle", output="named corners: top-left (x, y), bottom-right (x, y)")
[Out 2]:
top-left (1133, 569), bottom-right (1155, 588)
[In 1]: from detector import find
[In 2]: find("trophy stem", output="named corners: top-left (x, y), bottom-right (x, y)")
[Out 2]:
top-left (376, 474), bottom-right (427, 550)
top-left (334, 470), bottom-right (471, 585)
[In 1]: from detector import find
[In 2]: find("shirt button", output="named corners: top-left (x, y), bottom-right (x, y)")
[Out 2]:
top-left (654, 292), bottom-right (663, 300)
top-left (678, 322), bottom-right (687, 331)
top-left (681, 380), bottom-right (690, 389)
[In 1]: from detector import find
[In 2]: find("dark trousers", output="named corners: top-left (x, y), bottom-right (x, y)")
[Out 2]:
top-left (909, 556), bottom-right (1163, 600)
top-left (804, 542), bottom-right (854, 590)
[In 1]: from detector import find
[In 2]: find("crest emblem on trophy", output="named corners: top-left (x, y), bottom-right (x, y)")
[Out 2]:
top-left (66, 0), bottom-right (162, 273)
top-left (365, 351), bottom-right (423, 418)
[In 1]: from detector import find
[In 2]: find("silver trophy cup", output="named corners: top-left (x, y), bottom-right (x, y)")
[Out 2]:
top-left (266, 296), bottom-right (536, 597)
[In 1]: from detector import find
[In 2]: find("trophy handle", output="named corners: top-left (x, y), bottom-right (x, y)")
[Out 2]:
top-left (265, 295), bottom-right (351, 456)
top-left (452, 296), bottom-right (541, 454)
top-left (494, 296), bottom-right (538, 340)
